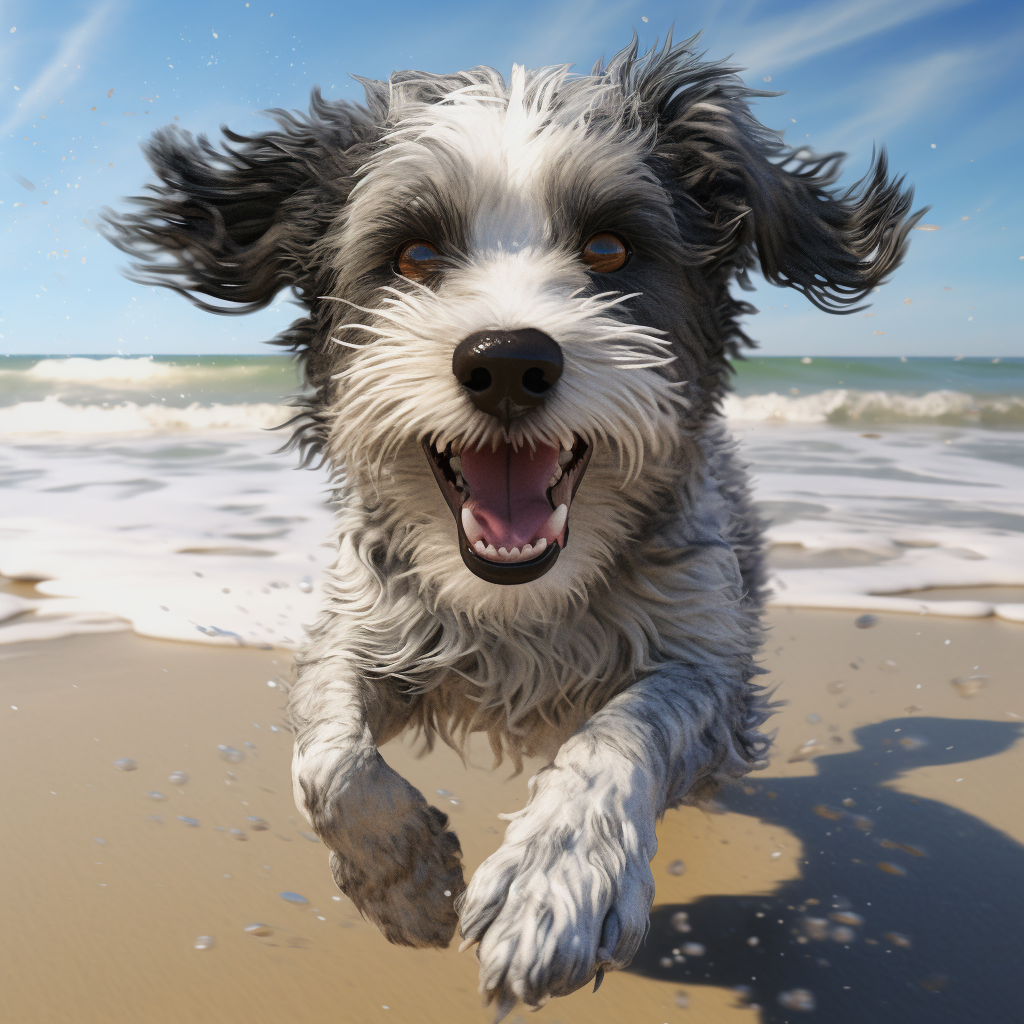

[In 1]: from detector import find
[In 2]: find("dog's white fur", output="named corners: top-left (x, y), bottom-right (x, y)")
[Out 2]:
top-left (109, 36), bottom-right (919, 1019)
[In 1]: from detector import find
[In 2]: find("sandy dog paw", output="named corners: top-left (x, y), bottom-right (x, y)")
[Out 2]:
top-left (457, 783), bottom-right (655, 1018)
top-left (314, 755), bottom-right (466, 948)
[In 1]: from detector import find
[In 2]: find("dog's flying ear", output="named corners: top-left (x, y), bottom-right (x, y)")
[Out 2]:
top-left (641, 48), bottom-right (925, 313)
top-left (102, 89), bottom-right (375, 315)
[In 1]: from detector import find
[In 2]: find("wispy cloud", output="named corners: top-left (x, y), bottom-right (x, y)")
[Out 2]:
top-left (815, 32), bottom-right (1024, 154)
top-left (1, 1), bottom-right (118, 136)
top-left (511, 0), bottom-right (640, 68)
top-left (727, 0), bottom-right (974, 73)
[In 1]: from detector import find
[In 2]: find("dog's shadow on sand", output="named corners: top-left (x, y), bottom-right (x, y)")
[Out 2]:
top-left (628, 717), bottom-right (1024, 1023)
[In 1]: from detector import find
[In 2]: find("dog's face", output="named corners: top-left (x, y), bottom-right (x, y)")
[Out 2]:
top-left (107, 39), bottom-right (919, 609)
top-left (326, 67), bottom-right (688, 594)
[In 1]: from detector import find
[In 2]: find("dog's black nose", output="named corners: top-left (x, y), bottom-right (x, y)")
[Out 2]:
top-left (452, 329), bottom-right (563, 422)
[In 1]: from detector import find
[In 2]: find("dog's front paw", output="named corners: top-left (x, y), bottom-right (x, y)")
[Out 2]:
top-left (458, 773), bottom-right (656, 1018)
top-left (315, 754), bottom-right (465, 949)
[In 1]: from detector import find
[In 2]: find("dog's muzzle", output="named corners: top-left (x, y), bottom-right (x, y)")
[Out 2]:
top-left (423, 329), bottom-right (592, 585)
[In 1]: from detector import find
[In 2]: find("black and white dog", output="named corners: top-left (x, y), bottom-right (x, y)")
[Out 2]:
top-left (107, 36), bottom-right (919, 1018)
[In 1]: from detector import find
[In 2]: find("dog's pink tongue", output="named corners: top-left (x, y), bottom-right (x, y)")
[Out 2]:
top-left (461, 441), bottom-right (560, 549)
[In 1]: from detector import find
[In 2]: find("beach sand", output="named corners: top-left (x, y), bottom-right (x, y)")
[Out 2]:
top-left (2, 609), bottom-right (1021, 1024)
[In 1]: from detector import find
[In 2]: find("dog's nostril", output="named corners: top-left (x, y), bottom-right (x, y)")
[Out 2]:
top-left (452, 329), bottom-right (563, 422)
top-left (521, 367), bottom-right (550, 395)
top-left (466, 367), bottom-right (492, 393)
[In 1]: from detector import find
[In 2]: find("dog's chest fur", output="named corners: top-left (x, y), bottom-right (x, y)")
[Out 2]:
top-left (299, 425), bottom-right (763, 763)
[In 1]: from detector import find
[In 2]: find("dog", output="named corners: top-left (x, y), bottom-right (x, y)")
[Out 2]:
top-left (106, 34), bottom-right (920, 1018)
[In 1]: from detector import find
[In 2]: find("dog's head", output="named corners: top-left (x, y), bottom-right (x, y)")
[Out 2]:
top-left (105, 36), bottom-right (920, 602)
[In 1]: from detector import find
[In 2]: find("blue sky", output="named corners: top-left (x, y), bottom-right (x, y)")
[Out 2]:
top-left (1, 0), bottom-right (1021, 357)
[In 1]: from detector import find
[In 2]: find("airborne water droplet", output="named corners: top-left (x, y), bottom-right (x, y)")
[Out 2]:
top-left (778, 988), bottom-right (816, 1011)
top-left (113, 758), bottom-right (138, 771)
top-left (193, 935), bottom-right (215, 950)
top-left (245, 923), bottom-right (272, 936)
top-left (279, 891), bottom-right (308, 904)
top-left (148, 791), bottom-right (167, 801)
top-left (218, 745), bottom-right (244, 763)
top-left (667, 859), bottom-right (686, 876)
top-left (168, 771), bottom-right (189, 785)
top-left (247, 816), bottom-right (270, 830)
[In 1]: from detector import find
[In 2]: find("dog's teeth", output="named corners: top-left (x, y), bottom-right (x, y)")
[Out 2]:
top-left (474, 540), bottom-right (486, 555)
top-left (548, 466), bottom-right (563, 488)
top-left (449, 456), bottom-right (462, 474)
top-left (542, 504), bottom-right (568, 540)
top-left (558, 449), bottom-right (573, 467)
top-left (509, 547), bottom-right (521, 559)
top-left (483, 543), bottom-right (498, 559)
top-left (532, 536), bottom-right (547, 554)
top-left (497, 547), bottom-right (510, 558)
top-left (461, 507), bottom-right (486, 544)
top-left (520, 543), bottom-right (533, 558)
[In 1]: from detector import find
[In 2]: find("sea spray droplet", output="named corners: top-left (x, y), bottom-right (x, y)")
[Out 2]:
top-left (671, 911), bottom-right (691, 933)
top-left (230, 829), bottom-right (248, 841)
top-left (297, 579), bottom-right (313, 593)
top-left (113, 758), bottom-right (138, 771)
top-left (247, 816), bottom-right (270, 830)
top-left (674, 990), bottom-right (690, 1008)
top-left (855, 614), bottom-right (878, 629)
top-left (193, 935), bottom-right (215, 950)
top-left (178, 816), bottom-right (200, 827)
top-left (245, 923), bottom-right (273, 936)
top-left (218, 745), bottom-right (244, 763)
top-left (667, 859), bottom-right (686, 876)
top-left (885, 931), bottom-right (912, 948)
top-left (778, 989), bottom-right (816, 1011)
top-left (168, 771), bottom-right (188, 785)
top-left (148, 791), bottom-right (167, 801)
top-left (279, 891), bottom-right (308, 905)
top-left (682, 943), bottom-right (705, 956)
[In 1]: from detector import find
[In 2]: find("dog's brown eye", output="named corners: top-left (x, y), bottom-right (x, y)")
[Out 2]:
top-left (581, 233), bottom-right (629, 273)
top-left (396, 240), bottom-right (443, 281)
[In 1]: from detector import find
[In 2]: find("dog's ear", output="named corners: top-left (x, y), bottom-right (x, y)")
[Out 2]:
top-left (103, 89), bottom-right (376, 315)
top-left (644, 54), bottom-right (925, 313)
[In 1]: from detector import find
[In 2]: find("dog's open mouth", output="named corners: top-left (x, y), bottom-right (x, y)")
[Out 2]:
top-left (423, 436), bottom-right (592, 584)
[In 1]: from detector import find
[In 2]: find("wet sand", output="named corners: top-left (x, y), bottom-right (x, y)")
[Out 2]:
top-left (1, 610), bottom-right (1021, 1024)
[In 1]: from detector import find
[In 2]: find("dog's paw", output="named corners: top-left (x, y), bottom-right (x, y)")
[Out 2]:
top-left (316, 755), bottom-right (465, 948)
top-left (458, 773), bottom-right (656, 1017)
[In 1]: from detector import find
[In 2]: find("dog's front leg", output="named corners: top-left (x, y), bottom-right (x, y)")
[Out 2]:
top-left (289, 656), bottom-right (465, 948)
top-left (459, 664), bottom-right (767, 1016)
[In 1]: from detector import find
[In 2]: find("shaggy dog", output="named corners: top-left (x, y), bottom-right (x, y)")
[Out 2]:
top-left (106, 36), bottom-right (920, 1018)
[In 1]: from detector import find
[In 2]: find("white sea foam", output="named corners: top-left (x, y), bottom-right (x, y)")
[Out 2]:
top-left (0, 433), bottom-right (334, 647)
top-left (722, 389), bottom-right (1024, 425)
top-left (734, 423), bottom-right (1024, 623)
top-left (0, 396), bottom-right (292, 433)
top-left (1, 420), bottom-right (1023, 648)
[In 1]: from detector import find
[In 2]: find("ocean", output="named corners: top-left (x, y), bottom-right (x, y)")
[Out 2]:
top-left (1, 354), bottom-right (1022, 646)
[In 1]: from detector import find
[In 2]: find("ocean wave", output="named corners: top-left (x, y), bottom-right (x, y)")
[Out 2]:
top-left (722, 389), bottom-right (1024, 426)
top-left (15, 356), bottom-right (182, 384)
top-left (0, 396), bottom-right (292, 434)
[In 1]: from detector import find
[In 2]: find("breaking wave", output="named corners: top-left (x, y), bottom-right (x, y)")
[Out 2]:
top-left (0, 396), bottom-right (292, 434)
top-left (722, 389), bottom-right (1024, 426)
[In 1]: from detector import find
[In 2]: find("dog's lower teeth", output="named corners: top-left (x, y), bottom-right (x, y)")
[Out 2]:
top-left (449, 456), bottom-right (462, 474)
top-left (558, 450), bottom-right (573, 467)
